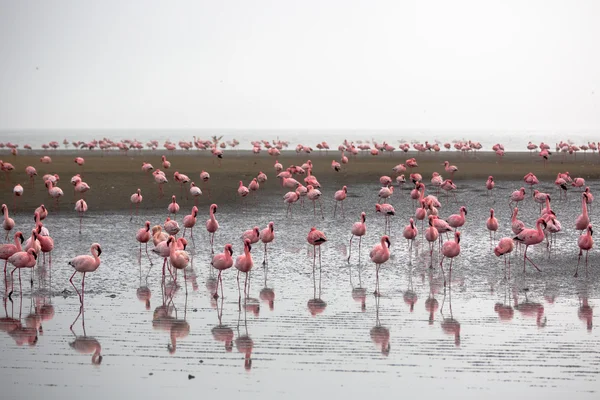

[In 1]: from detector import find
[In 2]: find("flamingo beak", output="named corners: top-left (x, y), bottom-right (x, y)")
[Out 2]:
top-left (32, 252), bottom-right (37, 260)
top-left (19, 233), bottom-right (24, 243)
top-left (591, 228), bottom-right (594, 236)
top-left (97, 246), bottom-right (102, 256)
top-left (248, 243), bottom-right (252, 252)
top-left (385, 238), bottom-right (391, 248)
top-left (228, 247), bottom-right (233, 256)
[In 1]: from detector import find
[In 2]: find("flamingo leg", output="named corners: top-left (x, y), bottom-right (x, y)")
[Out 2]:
top-left (347, 235), bottom-right (354, 263)
top-left (440, 256), bottom-right (446, 286)
top-left (213, 270), bottom-right (221, 299)
top-left (523, 246), bottom-right (542, 272)
top-left (69, 271), bottom-right (82, 303)
top-left (575, 249), bottom-right (582, 277)
top-left (263, 243), bottom-right (267, 266)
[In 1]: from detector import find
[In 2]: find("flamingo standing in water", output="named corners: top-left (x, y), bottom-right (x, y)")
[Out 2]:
top-left (509, 188), bottom-right (526, 209)
top-left (25, 166), bottom-right (37, 188)
top-left (7, 248), bottom-right (37, 299)
top-left (575, 193), bottom-right (590, 234)
top-left (259, 222), bottom-right (275, 265)
top-left (447, 206), bottom-right (467, 231)
top-left (189, 182), bottom-right (202, 206)
top-left (307, 227), bottom-right (327, 284)
top-left (168, 236), bottom-right (190, 293)
top-left (68, 243), bottom-right (102, 305)
top-left (153, 170), bottom-right (168, 198)
top-left (200, 170), bottom-right (211, 197)
top-left (238, 181), bottom-right (249, 208)
top-left (440, 231), bottom-right (461, 286)
top-left (130, 188), bottom-right (142, 221)
top-left (0, 231), bottom-right (24, 274)
top-left (486, 176), bottom-right (495, 198)
top-left (161, 155), bottom-right (171, 169)
top-left (574, 224), bottom-right (593, 277)
top-left (136, 221), bottom-right (152, 264)
top-left (13, 184), bottom-right (24, 212)
top-left (347, 212), bottom-right (366, 263)
top-left (44, 181), bottom-right (62, 211)
top-left (443, 161), bottom-right (458, 179)
top-left (494, 238), bottom-right (515, 278)
top-left (513, 218), bottom-right (546, 272)
top-left (211, 243), bottom-right (234, 299)
top-left (425, 216), bottom-right (439, 268)
top-left (370, 235), bottom-right (391, 296)
top-left (2, 204), bottom-right (15, 241)
top-left (206, 204), bottom-right (219, 253)
top-left (168, 195), bottom-right (180, 217)
top-left (333, 186), bottom-right (347, 217)
top-left (403, 218), bottom-right (418, 251)
top-left (235, 239), bottom-right (254, 305)
top-left (283, 190), bottom-right (300, 217)
top-left (75, 199), bottom-right (88, 234)
top-left (182, 206), bottom-right (198, 239)
top-left (486, 209), bottom-right (499, 242)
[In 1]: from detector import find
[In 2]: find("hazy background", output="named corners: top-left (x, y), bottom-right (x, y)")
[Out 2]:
top-left (0, 0), bottom-right (599, 133)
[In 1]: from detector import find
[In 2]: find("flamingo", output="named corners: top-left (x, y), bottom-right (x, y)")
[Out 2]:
top-left (347, 212), bottom-right (367, 263)
top-left (7, 248), bottom-right (37, 298)
top-left (0, 231), bottom-right (24, 273)
top-left (443, 161), bottom-right (458, 179)
top-left (494, 238), bottom-right (515, 278)
top-left (2, 204), bottom-right (15, 241)
top-left (25, 166), bottom-right (37, 188)
top-left (511, 207), bottom-right (525, 235)
top-left (153, 170), bottom-right (168, 198)
top-left (307, 185), bottom-right (324, 219)
top-left (283, 190), bottom-right (300, 217)
top-left (44, 181), bottom-right (63, 210)
top-left (378, 185), bottom-right (393, 203)
top-left (36, 227), bottom-right (54, 267)
top-left (161, 155), bottom-right (171, 169)
top-left (524, 172), bottom-right (539, 189)
top-left (440, 231), bottom-right (461, 286)
top-left (403, 218), bottom-right (418, 251)
top-left (370, 235), bottom-right (391, 296)
top-left (333, 186), bottom-right (347, 217)
top-left (211, 243), bottom-right (234, 299)
top-left (235, 239), bottom-right (254, 304)
top-left (164, 217), bottom-right (180, 236)
top-left (486, 209), bottom-right (499, 242)
top-left (375, 203), bottom-right (395, 235)
top-left (142, 162), bottom-right (154, 173)
top-left (575, 225), bottom-right (594, 277)
top-left (447, 206), bottom-right (467, 230)
top-left (13, 184), bottom-right (23, 212)
top-left (167, 235), bottom-right (190, 292)
top-left (259, 222), bottom-right (275, 265)
top-left (331, 160), bottom-right (341, 172)
top-left (584, 187), bottom-right (594, 214)
top-left (136, 221), bottom-right (152, 264)
top-left (68, 243), bottom-right (102, 304)
top-left (182, 206), bottom-right (198, 238)
top-left (168, 195), bottom-right (180, 217)
top-left (206, 204), bottom-right (219, 253)
top-left (241, 227), bottom-right (260, 244)
top-left (486, 176), bottom-right (495, 198)
top-left (130, 188), bottom-right (143, 221)
top-left (425, 216), bottom-right (439, 268)
top-left (575, 193), bottom-right (590, 234)
top-left (307, 227), bottom-right (327, 283)
top-left (513, 218), bottom-right (547, 272)
top-left (509, 187), bottom-right (526, 209)
top-left (238, 181), bottom-right (249, 208)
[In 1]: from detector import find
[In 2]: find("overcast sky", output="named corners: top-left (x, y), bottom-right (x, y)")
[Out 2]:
top-left (0, 0), bottom-right (598, 130)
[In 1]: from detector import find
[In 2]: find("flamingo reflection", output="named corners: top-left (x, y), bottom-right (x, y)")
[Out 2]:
top-left (578, 295), bottom-right (593, 331)
top-left (1, 296), bottom-right (38, 346)
top-left (349, 249), bottom-right (366, 312)
top-left (235, 309), bottom-right (254, 370)
top-left (440, 277), bottom-right (461, 346)
top-left (69, 307), bottom-right (102, 364)
top-left (402, 273), bottom-right (418, 312)
top-left (513, 289), bottom-right (546, 327)
top-left (259, 262), bottom-right (275, 311)
top-left (211, 297), bottom-right (234, 352)
top-left (424, 270), bottom-right (441, 325)
top-left (494, 280), bottom-right (514, 322)
top-left (308, 260), bottom-right (327, 316)
top-left (137, 255), bottom-right (152, 310)
top-left (370, 296), bottom-right (390, 356)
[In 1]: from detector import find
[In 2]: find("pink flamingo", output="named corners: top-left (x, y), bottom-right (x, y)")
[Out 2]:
top-left (375, 203), bottom-right (395, 235)
top-left (307, 185), bottom-right (324, 219)
top-left (74, 181), bottom-right (90, 200)
top-left (447, 206), bottom-right (467, 230)
top-left (182, 206), bottom-right (198, 239)
top-left (370, 235), bottom-right (391, 296)
top-left (494, 238), bottom-right (515, 278)
top-left (211, 243), bottom-right (234, 299)
top-left (524, 172), bottom-right (539, 189)
top-left (378, 185), bottom-right (393, 203)
top-left (35, 205), bottom-right (48, 221)
top-left (2, 204), bottom-right (15, 241)
top-left (486, 208), bottom-right (498, 242)
top-left (153, 170), bottom-right (168, 198)
top-left (200, 170), bottom-right (211, 197)
top-left (533, 190), bottom-right (550, 213)
top-left (514, 218), bottom-right (546, 272)
top-left (7, 248), bottom-right (37, 299)
top-left (136, 221), bottom-right (152, 264)
top-left (576, 193), bottom-right (590, 234)
top-left (331, 160), bottom-right (341, 172)
top-left (333, 186), bottom-right (347, 217)
top-left (241, 226), bottom-right (260, 244)
top-left (584, 187), bottom-right (594, 214)
top-left (238, 181), bottom-right (249, 209)
top-left (173, 171), bottom-right (190, 199)
top-left (307, 227), bottom-right (327, 280)
top-left (0, 231), bottom-right (24, 274)
top-left (511, 207), bottom-right (525, 235)
top-left (206, 204), bottom-right (219, 253)
top-left (572, 177), bottom-right (585, 191)
top-left (130, 188), bottom-right (143, 221)
top-left (259, 222), bottom-right (275, 265)
top-left (257, 172), bottom-right (267, 184)
top-left (347, 212), bottom-right (367, 263)
top-left (403, 218), bottom-right (418, 251)
top-left (168, 236), bottom-right (190, 293)
top-left (75, 199), bottom-right (88, 234)
top-left (539, 149), bottom-right (551, 167)
top-left (235, 239), bottom-right (254, 304)
top-left (13, 184), bottom-right (23, 212)
top-left (74, 157), bottom-right (85, 173)
top-left (161, 155), bottom-right (171, 169)
top-left (486, 176), bottom-right (495, 198)
top-left (509, 187), bottom-right (526, 209)
top-left (425, 216), bottom-right (439, 267)
top-left (164, 217), bottom-right (180, 236)
top-left (142, 162), bottom-right (154, 173)
top-left (443, 161), bottom-right (458, 179)
top-left (575, 224), bottom-right (593, 277)
top-left (36, 226), bottom-right (54, 267)
top-left (168, 195), bottom-right (180, 217)
top-left (152, 237), bottom-right (186, 277)
top-left (25, 166), bottom-right (37, 188)
top-left (189, 182), bottom-right (202, 206)
top-left (283, 190), bottom-right (300, 217)
top-left (68, 243), bottom-right (102, 305)
top-left (440, 231), bottom-right (461, 286)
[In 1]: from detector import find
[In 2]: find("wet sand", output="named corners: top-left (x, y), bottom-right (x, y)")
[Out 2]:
top-left (2, 150), bottom-right (600, 212)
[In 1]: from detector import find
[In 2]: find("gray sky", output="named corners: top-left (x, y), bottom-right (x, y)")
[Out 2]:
top-left (0, 0), bottom-right (598, 130)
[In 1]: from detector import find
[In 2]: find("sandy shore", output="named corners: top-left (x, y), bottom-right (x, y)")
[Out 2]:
top-left (1, 149), bottom-right (599, 212)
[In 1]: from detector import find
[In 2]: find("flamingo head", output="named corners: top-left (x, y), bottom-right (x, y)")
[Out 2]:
top-left (588, 225), bottom-right (593, 236)
top-left (254, 227), bottom-right (260, 236)
top-left (520, 188), bottom-right (526, 194)
top-left (16, 231), bottom-right (24, 243)
top-left (192, 206), bottom-right (198, 217)
top-left (383, 235), bottom-right (391, 248)
top-left (244, 238), bottom-right (252, 252)
top-left (178, 238), bottom-right (188, 250)
top-left (455, 231), bottom-right (461, 243)
top-left (225, 243), bottom-right (233, 256)
top-left (375, 204), bottom-right (381, 213)
top-left (92, 243), bottom-right (102, 256)
top-left (145, 221), bottom-right (151, 231)
top-left (0, 204), bottom-right (5, 213)
top-left (211, 204), bottom-right (218, 213)
top-left (269, 221), bottom-right (274, 231)
top-left (488, 176), bottom-right (493, 181)
top-left (409, 218), bottom-right (415, 227)
top-left (490, 208), bottom-right (494, 217)
top-left (92, 354), bottom-right (103, 365)
top-left (461, 206), bottom-right (467, 216)
top-left (361, 212), bottom-right (366, 222)
top-left (343, 186), bottom-right (347, 193)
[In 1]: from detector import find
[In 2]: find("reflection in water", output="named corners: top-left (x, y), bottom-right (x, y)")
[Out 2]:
top-left (494, 280), bottom-right (514, 322)
top-left (370, 296), bottom-right (390, 356)
top-left (578, 295), bottom-right (593, 331)
top-left (259, 263), bottom-right (275, 311)
top-left (424, 270), bottom-right (440, 325)
top-left (137, 258), bottom-right (152, 310)
top-left (403, 272), bottom-right (418, 312)
top-left (235, 309), bottom-right (254, 370)
top-left (513, 289), bottom-right (547, 328)
top-left (308, 261), bottom-right (327, 317)
top-left (440, 279), bottom-right (461, 346)
top-left (349, 256), bottom-right (366, 312)
top-left (69, 307), bottom-right (102, 364)
top-left (211, 297), bottom-right (234, 352)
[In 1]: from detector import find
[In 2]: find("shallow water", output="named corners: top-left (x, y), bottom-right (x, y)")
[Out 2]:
top-left (1, 179), bottom-right (599, 399)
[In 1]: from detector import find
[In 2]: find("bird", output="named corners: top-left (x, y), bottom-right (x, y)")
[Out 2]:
top-left (182, 206), bottom-right (198, 238)
top-left (259, 222), bottom-right (275, 265)
top-left (136, 221), bottom-right (152, 263)
top-left (424, 216), bottom-right (439, 268)
top-left (13, 184), bottom-right (24, 212)
top-left (241, 227), bottom-right (260, 244)
top-left (68, 243), bottom-right (102, 304)
top-left (403, 218), bottom-right (418, 251)
top-left (168, 195), bottom-right (180, 217)
top-left (0, 231), bottom-right (24, 273)
top-left (331, 160), bottom-right (341, 171)
top-left (575, 224), bottom-right (593, 278)
top-left (370, 235), bottom-right (391, 296)
top-left (378, 186), bottom-right (393, 203)
top-left (440, 231), bottom-right (461, 286)
top-left (168, 236), bottom-right (190, 292)
top-left (447, 206), bottom-right (467, 230)
top-left (576, 193), bottom-right (590, 233)
top-left (7, 248), bottom-right (38, 298)
top-left (130, 188), bottom-right (143, 221)
top-left (486, 176), bottom-right (495, 197)
top-left (206, 204), bottom-right (219, 253)
top-left (307, 185), bottom-right (324, 219)
top-left (235, 239), bottom-right (254, 304)
top-left (513, 218), bottom-right (547, 272)
top-left (333, 186), bottom-right (347, 217)
top-left (375, 203), bottom-right (395, 235)
top-left (189, 182), bottom-right (203, 206)
top-left (161, 155), bottom-right (171, 169)
top-left (211, 243), bottom-right (234, 299)
top-left (443, 161), bottom-right (458, 179)
top-left (486, 208), bottom-right (499, 242)
top-left (307, 227), bottom-right (327, 281)
top-left (283, 190), bottom-right (300, 217)
top-left (25, 166), bottom-right (37, 188)
top-left (494, 238), bottom-right (515, 278)
top-left (511, 207), bottom-right (525, 236)
top-left (2, 204), bottom-right (15, 241)
top-left (509, 187), bottom-right (526, 208)
top-left (164, 217), bottom-right (180, 236)
top-left (347, 212), bottom-right (367, 263)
